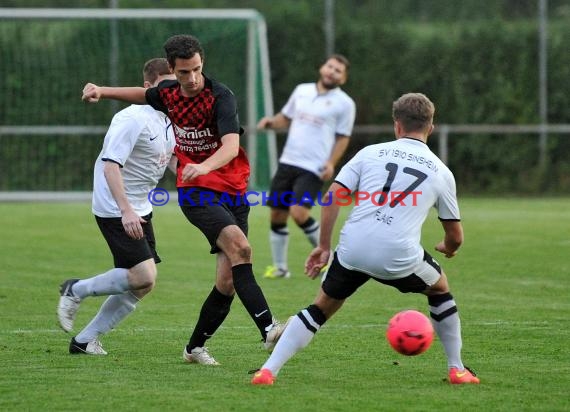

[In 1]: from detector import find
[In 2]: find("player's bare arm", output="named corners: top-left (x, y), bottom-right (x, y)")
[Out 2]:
top-left (103, 161), bottom-right (146, 240)
top-left (321, 135), bottom-right (350, 180)
top-left (435, 220), bottom-right (464, 258)
top-left (181, 133), bottom-right (240, 182)
top-left (82, 83), bottom-right (147, 104)
top-left (256, 112), bottom-right (291, 130)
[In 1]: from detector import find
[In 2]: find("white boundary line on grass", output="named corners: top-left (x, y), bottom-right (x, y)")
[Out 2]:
top-left (2, 320), bottom-right (554, 335)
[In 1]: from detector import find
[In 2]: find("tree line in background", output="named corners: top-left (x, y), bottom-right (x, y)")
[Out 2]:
top-left (3, 0), bottom-right (570, 193)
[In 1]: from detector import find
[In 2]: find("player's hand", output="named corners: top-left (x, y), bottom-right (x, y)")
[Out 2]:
top-left (320, 161), bottom-right (335, 181)
top-left (181, 163), bottom-right (211, 182)
top-left (256, 117), bottom-right (272, 130)
top-left (305, 246), bottom-right (331, 279)
top-left (82, 83), bottom-right (101, 103)
top-left (435, 241), bottom-right (457, 258)
top-left (122, 209), bottom-right (147, 240)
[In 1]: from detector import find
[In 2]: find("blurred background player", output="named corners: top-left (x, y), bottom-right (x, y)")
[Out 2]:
top-left (252, 93), bottom-right (480, 385)
top-left (81, 35), bottom-right (284, 365)
top-left (57, 58), bottom-right (176, 354)
top-left (257, 54), bottom-right (356, 279)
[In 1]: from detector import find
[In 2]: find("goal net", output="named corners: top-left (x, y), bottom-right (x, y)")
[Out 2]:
top-left (0, 8), bottom-right (277, 200)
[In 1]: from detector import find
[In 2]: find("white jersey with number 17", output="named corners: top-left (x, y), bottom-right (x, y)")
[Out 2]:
top-left (334, 137), bottom-right (460, 279)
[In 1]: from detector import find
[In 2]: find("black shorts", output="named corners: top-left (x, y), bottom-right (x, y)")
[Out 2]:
top-left (95, 213), bottom-right (161, 269)
top-left (267, 163), bottom-right (323, 210)
top-left (322, 251), bottom-right (441, 300)
top-left (178, 188), bottom-right (249, 254)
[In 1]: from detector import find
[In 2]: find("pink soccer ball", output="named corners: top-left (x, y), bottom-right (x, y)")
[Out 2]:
top-left (386, 310), bottom-right (434, 356)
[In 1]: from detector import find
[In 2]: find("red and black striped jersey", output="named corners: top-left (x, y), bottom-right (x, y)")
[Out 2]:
top-left (146, 76), bottom-right (250, 194)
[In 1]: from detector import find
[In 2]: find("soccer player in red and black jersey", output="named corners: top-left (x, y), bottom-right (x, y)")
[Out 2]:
top-left (82, 34), bottom-right (284, 365)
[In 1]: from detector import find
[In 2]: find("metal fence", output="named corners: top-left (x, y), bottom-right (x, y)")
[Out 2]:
top-left (1, 123), bottom-right (568, 201)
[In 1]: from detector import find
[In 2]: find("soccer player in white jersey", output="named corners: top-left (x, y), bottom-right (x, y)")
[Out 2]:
top-left (252, 93), bottom-right (480, 385)
top-left (56, 58), bottom-right (176, 355)
top-left (257, 54), bottom-right (356, 279)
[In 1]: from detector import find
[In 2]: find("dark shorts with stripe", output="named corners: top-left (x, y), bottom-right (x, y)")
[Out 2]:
top-left (322, 251), bottom-right (442, 300)
top-left (178, 188), bottom-right (249, 254)
top-left (267, 163), bottom-right (323, 210)
top-left (95, 212), bottom-right (161, 269)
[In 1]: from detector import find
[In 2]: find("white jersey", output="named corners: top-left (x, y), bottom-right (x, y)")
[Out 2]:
top-left (92, 104), bottom-right (175, 218)
top-left (334, 137), bottom-right (460, 279)
top-left (279, 83), bottom-right (356, 176)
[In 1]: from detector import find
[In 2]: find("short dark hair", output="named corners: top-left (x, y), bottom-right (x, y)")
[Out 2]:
top-left (328, 53), bottom-right (350, 72)
top-left (392, 93), bottom-right (435, 133)
top-left (142, 58), bottom-right (171, 84)
top-left (163, 34), bottom-right (204, 68)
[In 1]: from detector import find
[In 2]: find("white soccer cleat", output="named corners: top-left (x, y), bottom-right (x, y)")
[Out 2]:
top-left (69, 337), bottom-right (108, 355)
top-left (182, 346), bottom-right (220, 365)
top-left (263, 317), bottom-right (290, 352)
top-left (57, 279), bottom-right (81, 332)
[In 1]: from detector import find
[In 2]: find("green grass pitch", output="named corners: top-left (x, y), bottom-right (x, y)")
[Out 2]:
top-left (0, 197), bottom-right (568, 411)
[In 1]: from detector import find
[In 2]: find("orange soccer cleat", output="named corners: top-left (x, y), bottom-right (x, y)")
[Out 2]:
top-left (449, 367), bottom-right (480, 384)
top-left (251, 368), bottom-right (275, 385)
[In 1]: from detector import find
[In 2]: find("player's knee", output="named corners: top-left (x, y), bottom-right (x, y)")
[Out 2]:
top-left (136, 273), bottom-right (156, 291)
top-left (290, 205), bottom-right (310, 225)
top-left (236, 243), bottom-right (252, 261)
top-left (129, 260), bottom-right (157, 290)
top-left (426, 272), bottom-right (450, 294)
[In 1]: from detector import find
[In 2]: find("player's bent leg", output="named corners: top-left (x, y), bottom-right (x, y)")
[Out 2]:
top-left (71, 291), bottom-right (139, 354)
top-left (267, 208), bottom-right (291, 278)
top-left (216, 225), bottom-right (252, 264)
top-left (57, 268), bottom-right (131, 332)
top-left (216, 226), bottom-right (277, 343)
top-left (183, 253), bottom-right (235, 365)
top-left (291, 206), bottom-right (320, 248)
top-left (424, 273), bottom-right (479, 384)
top-left (214, 252), bottom-right (235, 295)
top-left (127, 258), bottom-right (157, 295)
top-left (252, 295), bottom-right (337, 385)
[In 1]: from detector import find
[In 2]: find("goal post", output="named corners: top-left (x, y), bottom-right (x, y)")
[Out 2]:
top-left (0, 8), bottom-right (277, 198)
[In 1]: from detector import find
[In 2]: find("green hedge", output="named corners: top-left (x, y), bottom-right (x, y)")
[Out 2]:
top-left (263, 18), bottom-right (570, 194)
top-left (1, 7), bottom-right (569, 193)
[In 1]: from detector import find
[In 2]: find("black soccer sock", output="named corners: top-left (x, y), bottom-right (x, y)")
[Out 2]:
top-left (428, 292), bottom-right (464, 369)
top-left (298, 217), bottom-right (318, 233)
top-left (304, 304), bottom-right (327, 327)
top-left (298, 217), bottom-right (320, 247)
top-left (270, 222), bottom-right (288, 234)
top-left (187, 286), bottom-right (233, 351)
top-left (232, 263), bottom-right (273, 339)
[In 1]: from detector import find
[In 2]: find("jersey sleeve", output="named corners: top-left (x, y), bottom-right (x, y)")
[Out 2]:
top-left (336, 97), bottom-right (356, 136)
top-left (280, 86), bottom-right (300, 120)
top-left (435, 169), bottom-right (461, 221)
top-left (213, 88), bottom-right (241, 136)
top-left (334, 148), bottom-right (365, 192)
top-left (100, 110), bottom-right (145, 167)
top-left (145, 80), bottom-right (172, 114)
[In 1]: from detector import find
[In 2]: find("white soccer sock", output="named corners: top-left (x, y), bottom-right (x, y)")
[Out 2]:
top-left (72, 268), bottom-right (129, 299)
top-left (262, 309), bottom-right (321, 375)
top-left (270, 227), bottom-right (289, 270)
top-left (75, 292), bottom-right (139, 343)
top-left (430, 299), bottom-right (464, 370)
